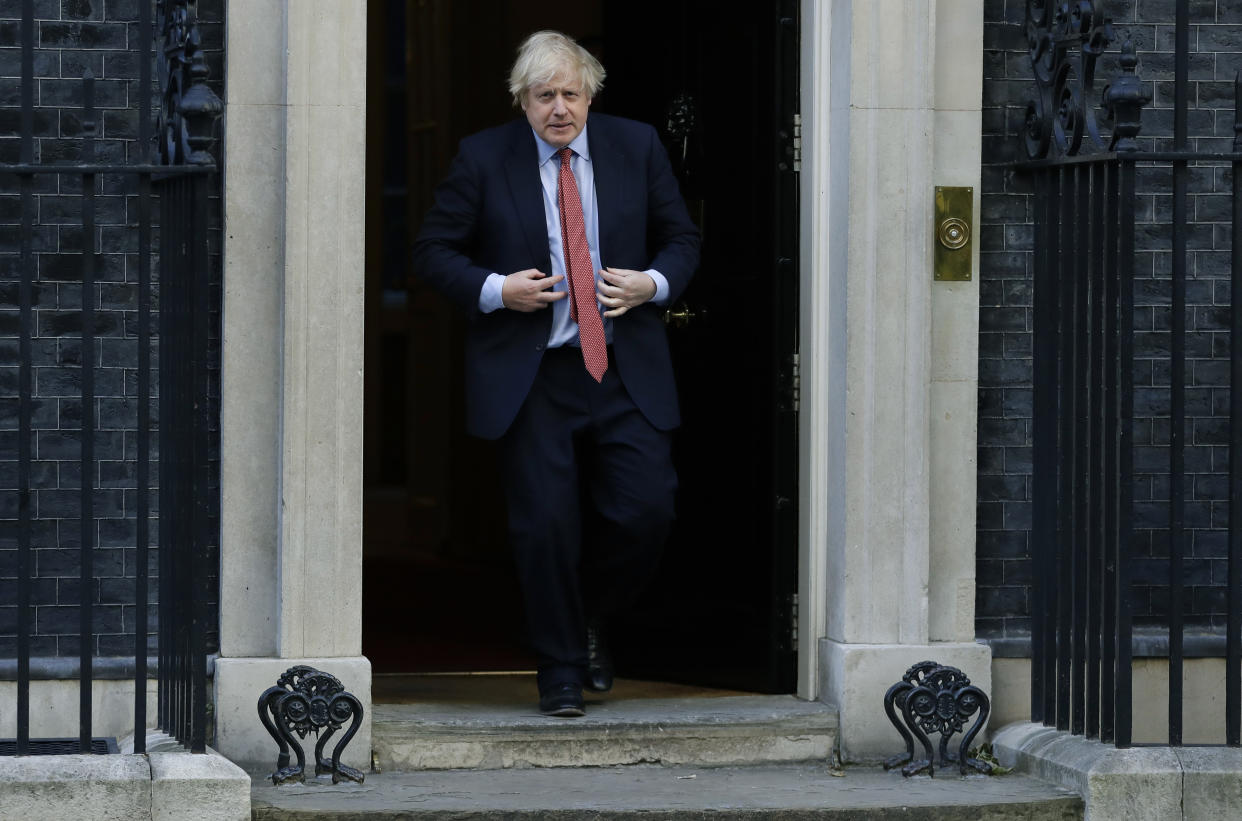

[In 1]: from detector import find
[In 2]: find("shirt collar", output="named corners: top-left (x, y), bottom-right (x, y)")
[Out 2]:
top-left (533, 124), bottom-right (591, 167)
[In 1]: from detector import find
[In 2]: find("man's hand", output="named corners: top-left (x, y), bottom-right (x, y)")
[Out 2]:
top-left (502, 269), bottom-right (567, 312)
top-left (597, 267), bottom-right (656, 318)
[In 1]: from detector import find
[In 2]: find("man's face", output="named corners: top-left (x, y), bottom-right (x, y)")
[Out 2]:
top-left (522, 74), bottom-right (591, 148)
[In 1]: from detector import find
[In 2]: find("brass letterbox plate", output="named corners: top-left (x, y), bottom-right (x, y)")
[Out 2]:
top-left (934, 186), bottom-right (973, 282)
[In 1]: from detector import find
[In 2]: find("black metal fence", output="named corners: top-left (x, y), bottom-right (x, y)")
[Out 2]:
top-left (2, 0), bottom-right (219, 755)
top-left (1020, 0), bottom-right (1242, 748)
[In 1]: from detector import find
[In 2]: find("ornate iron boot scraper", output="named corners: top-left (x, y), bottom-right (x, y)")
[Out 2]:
top-left (258, 666), bottom-right (366, 784)
top-left (882, 661), bottom-right (992, 777)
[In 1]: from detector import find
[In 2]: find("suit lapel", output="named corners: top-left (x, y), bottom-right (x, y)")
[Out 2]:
top-left (502, 123), bottom-right (552, 271)
top-left (588, 118), bottom-right (623, 266)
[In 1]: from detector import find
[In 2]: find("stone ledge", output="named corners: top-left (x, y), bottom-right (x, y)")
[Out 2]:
top-left (150, 745), bottom-right (252, 821)
top-left (373, 695), bottom-right (838, 770)
top-left (982, 631), bottom-right (1235, 659)
top-left (0, 753), bottom-right (151, 821)
top-left (252, 762), bottom-right (1083, 820)
top-left (0, 733), bottom-right (251, 821)
top-left (993, 720), bottom-right (1242, 821)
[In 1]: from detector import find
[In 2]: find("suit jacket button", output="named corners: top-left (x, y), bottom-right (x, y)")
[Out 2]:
top-left (535, 343), bottom-right (545, 351)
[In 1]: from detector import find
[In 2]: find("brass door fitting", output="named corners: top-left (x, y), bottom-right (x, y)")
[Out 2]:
top-left (934, 186), bottom-right (973, 282)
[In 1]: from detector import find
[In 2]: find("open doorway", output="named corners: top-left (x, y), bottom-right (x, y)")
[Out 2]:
top-left (362, 0), bottom-right (800, 694)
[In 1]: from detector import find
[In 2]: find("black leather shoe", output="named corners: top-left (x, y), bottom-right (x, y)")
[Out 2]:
top-left (586, 622), bottom-right (614, 693)
top-left (539, 683), bottom-right (585, 717)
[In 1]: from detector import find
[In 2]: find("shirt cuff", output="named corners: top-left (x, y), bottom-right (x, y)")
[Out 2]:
top-left (645, 269), bottom-right (670, 306)
top-left (478, 273), bottom-right (507, 313)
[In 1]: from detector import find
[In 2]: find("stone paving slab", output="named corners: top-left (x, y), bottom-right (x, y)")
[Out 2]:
top-left (251, 763), bottom-right (1084, 820)
top-left (994, 721), bottom-right (1242, 821)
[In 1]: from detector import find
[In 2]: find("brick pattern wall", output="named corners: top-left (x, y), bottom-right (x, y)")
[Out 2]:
top-left (0, 0), bottom-right (222, 664)
top-left (980, 0), bottom-right (1242, 642)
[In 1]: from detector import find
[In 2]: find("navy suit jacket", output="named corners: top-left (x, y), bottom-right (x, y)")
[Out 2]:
top-left (413, 113), bottom-right (701, 440)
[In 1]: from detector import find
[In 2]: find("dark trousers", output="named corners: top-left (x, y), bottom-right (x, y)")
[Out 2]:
top-left (499, 346), bottom-right (677, 692)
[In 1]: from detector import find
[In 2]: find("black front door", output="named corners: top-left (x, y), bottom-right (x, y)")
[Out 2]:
top-left (600, 0), bottom-right (801, 694)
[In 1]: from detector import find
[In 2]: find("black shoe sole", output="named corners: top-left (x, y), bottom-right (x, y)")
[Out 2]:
top-left (539, 683), bottom-right (586, 717)
top-left (541, 704), bottom-right (586, 717)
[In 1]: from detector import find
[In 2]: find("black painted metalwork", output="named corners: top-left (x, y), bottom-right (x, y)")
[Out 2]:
top-left (1021, 1), bottom-right (1148, 159)
top-left (1168, 0), bottom-right (1190, 747)
top-left (80, 72), bottom-right (98, 752)
top-left (1115, 156), bottom-right (1136, 750)
top-left (1086, 159), bottom-right (1105, 741)
top-left (882, 661), bottom-right (992, 778)
top-left (136, 0), bottom-right (155, 757)
top-left (0, 738), bottom-right (119, 756)
top-left (4, 0), bottom-right (220, 756)
top-left (1055, 164), bottom-right (1072, 734)
top-left (1231, 73), bottom-right (1242, 750)
top-left (1030, 163), bottom-right (1056, 728)
top-left (154, 0), bottom-right (221, 757)
top-left (1023, 1), bottom-right (1107, 158)
top-left (1100, 158), bottom-right (1120, 744)
top-left (15, 0), bottom-right (35, 759)
top-left (157, 171), bottom-right (216, 755)
top-left (1018, 0), bottom-right (1242, 750)
top-left (158, 0), bottom-right (224, 166)
top-left (258, 667), bottom-right (367, 785)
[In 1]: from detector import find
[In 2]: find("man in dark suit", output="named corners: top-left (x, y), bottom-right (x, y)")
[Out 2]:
top-left (413, 30), bottom-right (699, 716)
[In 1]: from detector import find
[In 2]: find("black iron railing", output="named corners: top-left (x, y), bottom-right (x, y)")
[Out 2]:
top-left (2, 0), bottom-right (220, 755)
top-left (1018, 0), bottom-right (1242, 748)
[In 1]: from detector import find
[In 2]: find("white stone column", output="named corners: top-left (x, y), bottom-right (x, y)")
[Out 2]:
top-left (927, 0), bottom-right (984, 646)
top-left (215, 0), bottom-right (370, 770)
top-left (808, 0), bottom-right (989, 761)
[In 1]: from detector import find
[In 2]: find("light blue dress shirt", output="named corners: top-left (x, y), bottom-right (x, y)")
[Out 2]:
top-left (477, 125), bottom-right (670, 347)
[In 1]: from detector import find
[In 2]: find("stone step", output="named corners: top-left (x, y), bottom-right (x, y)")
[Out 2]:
top-left (250, 763), bottom-right (1084, 820)
top-left (371, 694), bottom-right (839, 771)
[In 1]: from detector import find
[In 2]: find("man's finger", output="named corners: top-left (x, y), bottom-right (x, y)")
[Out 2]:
top-left (597, 280), bottom-right (631, 294)
top-left (538, 290), bottom-right (568, 302)
top-left (603, 305), bottom-right (630, 318)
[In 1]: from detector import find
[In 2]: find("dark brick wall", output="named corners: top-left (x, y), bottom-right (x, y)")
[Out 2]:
top-left (0, 0), bottom-right (223, 666)
top-left (980, 0), bottom-right (1242, 644)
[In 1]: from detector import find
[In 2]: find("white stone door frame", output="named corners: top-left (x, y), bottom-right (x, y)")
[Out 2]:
top-left (795, 0), bottom-right (837, 703)
top-left (796, 0), bottom-right (988, 759)
top-left (212, 0), bottom-right (985, 766)
top-left (214, 0), bottom-right (371, 770)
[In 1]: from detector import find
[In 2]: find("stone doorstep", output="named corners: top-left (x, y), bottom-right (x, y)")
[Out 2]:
top-left (372, 694), bottom-right (840, 771)
top-left (0, 734), bottom-right (251, 821)
top-left (992, 721), bottom-right (1242, 821)
top-left (250, 763), bottom-right (1084, 820)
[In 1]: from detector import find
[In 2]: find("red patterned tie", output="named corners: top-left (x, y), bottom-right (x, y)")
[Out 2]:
top-left (558, 147), bottom-right (608, 382)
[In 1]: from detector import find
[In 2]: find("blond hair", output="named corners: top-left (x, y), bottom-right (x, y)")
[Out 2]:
top-left (508, 30), bottom-right (605, 107)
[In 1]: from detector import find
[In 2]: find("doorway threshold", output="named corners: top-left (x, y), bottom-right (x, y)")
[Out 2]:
top-left (374, 672), bottom-right (756, 705)
top-left (371, 673), bottom-right (837, 771)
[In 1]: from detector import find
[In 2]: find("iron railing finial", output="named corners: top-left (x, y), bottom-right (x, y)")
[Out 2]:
top-left (1103, 41), bottom-right (1150, 153)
